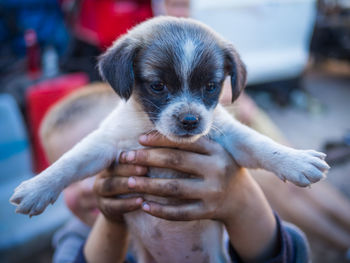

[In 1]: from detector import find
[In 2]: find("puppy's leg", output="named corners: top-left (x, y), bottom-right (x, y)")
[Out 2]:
top-left (10, 129), bottom-right (118, 216)
top-left (213, 106), bottom-right (329, 187)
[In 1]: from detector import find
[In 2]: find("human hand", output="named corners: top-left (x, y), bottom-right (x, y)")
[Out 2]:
top-left (94, 132), bottom-right (241, 223)
top-left (93, 163), bottom-right (148, 223)
top-left (96, 132), bottom-right (249, 225)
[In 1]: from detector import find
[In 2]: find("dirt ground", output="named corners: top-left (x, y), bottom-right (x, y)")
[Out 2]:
top-left (262, 70), bottom-right (350, 263)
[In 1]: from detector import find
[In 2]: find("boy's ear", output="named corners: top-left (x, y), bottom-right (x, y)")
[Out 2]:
top-left (223, 43), bottom-right (247, 102)
top-left (98, 36), bottom-right (139, 100)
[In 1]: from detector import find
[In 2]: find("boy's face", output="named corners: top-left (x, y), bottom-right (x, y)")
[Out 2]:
top-left (46, 119), bottom-right (99, 163)
top-left (164, 0), bottom-right (190, 17)
top-left (46, 119), bottom-right (100, 227)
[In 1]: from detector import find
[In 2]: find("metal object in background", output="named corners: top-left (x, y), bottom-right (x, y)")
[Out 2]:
top-left (324, 131), bottom-right (350, 166)
top-left (311, 0), bottom-right (350, 61)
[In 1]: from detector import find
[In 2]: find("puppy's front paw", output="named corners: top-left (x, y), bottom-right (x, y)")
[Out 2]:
top-left (275, 149), bottom-right (329, 187)
top-left (10, 176), bottom-right (61, 217)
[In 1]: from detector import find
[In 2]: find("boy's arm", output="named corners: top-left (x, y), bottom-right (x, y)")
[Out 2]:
top-left (84, 215), bottom-right (129, 263)
top-left (223, 170), bottom-right (280, 262)
top-left (83, 166), bottom-right (146, 263)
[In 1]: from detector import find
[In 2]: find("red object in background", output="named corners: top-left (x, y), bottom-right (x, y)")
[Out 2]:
top-left (71, 0), bottom-right (153, 49)
top-left (24, 29), bottom-right (41, 79)
top-left (27, 73), bottom-right (89, 173)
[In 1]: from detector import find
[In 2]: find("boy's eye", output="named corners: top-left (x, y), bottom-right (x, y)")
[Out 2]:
top-left (150, 82), bottom-right (166, 92)
top-left (205, 82), bottom-right (217, 93)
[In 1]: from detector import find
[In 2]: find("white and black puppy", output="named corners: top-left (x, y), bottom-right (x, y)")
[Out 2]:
top-left (11, 16), bottom-right (329, 262)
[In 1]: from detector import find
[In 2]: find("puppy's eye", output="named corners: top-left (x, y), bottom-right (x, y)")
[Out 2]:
top-left (205, 82), bottom-right (217, 93)
top-left (150, 82), bottom-right (166, 93)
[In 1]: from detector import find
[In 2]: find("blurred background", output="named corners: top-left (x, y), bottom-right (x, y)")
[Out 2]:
top-left (0, 0), bottom-right (349, 262)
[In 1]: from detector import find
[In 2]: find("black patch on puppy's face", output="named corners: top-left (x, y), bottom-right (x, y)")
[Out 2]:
top-left (133, 27), bottom-right (225, 127)
top-left (133, 43), bottom-right (183, 123)
top-left (98, 17), bottom-right (246, 140)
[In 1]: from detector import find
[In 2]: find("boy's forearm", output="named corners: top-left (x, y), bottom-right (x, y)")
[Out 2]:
top-left (224, 170), bottom-right (279, 262)
top-left (84, 214), bottom-right (129, 263)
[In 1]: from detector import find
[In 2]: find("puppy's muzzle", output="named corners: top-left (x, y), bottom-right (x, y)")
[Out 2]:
top-left (177, 113), bottom-right (200, 131)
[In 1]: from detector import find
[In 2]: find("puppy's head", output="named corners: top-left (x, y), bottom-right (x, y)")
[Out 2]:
top-left (99, 17), bottom-right (246, 142)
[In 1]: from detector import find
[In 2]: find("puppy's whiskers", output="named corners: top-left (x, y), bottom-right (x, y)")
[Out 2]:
top-left (145, 128), bottom-right (160, 136)
top-left (211, 124), bottom-right (224, 136)
top-left (140, 98), bottom-right (162, 111)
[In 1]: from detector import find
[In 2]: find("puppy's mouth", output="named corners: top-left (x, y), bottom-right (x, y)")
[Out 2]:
top-left (154, 115), bottom-right (212, 143)
top-left (162, 130), bottom-right (204, 143)
top-left (166, 134), bottom-right (202, 143)
top-left (179, 134), bottom-right (193, 138)
top-left (176, 130), bottom-right (202, 137)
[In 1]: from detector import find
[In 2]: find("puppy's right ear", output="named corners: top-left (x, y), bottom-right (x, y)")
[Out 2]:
top-left (223, 43), bottom-right (247, 102)
top-left (98, 37), bottom-right (139, 100)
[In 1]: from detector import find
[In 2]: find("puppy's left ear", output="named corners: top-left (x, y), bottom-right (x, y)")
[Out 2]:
top-left (98, 36), bottom-right (139, 100)
top-left (223, 43), bottom-right (247, 102)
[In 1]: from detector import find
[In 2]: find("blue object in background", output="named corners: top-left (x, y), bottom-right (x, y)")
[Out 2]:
top-left (0, 94), bottom-right (70, 262)
top-left (0, 0), bottom-right (70, 57)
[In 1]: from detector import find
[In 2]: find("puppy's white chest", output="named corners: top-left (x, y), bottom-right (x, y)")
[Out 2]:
top-left (125, 211), bottom-right (229, 263)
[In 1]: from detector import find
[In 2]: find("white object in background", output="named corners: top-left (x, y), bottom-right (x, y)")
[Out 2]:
top-left (192, 0), bottom-right (317, 85)
top-left (42, 45), bottom-right (59, 78)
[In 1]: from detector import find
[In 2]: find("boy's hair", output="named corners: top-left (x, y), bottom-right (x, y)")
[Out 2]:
top-left (39, 83), bottom-right (119, 153)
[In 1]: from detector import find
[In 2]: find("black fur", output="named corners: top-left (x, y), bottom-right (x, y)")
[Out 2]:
top-left (98, 16), bottom-right (246, 110)
top-left (223, 43), bottom-right (247, 102)
top-left (98, 37), bottom-right (139, 100)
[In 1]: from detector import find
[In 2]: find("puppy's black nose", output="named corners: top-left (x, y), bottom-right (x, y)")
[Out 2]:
top-left (179, 113), bottom-right (199, 131)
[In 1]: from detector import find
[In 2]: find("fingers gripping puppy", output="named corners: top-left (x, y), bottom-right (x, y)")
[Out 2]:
top-left (10, 17), bottom-right (329, 217)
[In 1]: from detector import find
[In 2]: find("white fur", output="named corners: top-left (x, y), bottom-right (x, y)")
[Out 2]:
top-left (212, 106), bottom-right (329, 186)
top-left (10, 97), bottom-right (328, 261)
top-left (181, 39), bottom-right (196, 80)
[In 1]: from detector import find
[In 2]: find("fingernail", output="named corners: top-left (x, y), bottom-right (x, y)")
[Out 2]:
top-left (126, 151), bottom-right (135, 162)
top-left (128, 177), bottom-right (136, 188)
top-left (139, 135), bottom-right (148, 143)
top-left (120, 152), bottom-right (126, 162)
top-left (142, 202), bottom-right (150, 211)
top-left (136, 198), bottom-right (143, 205)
